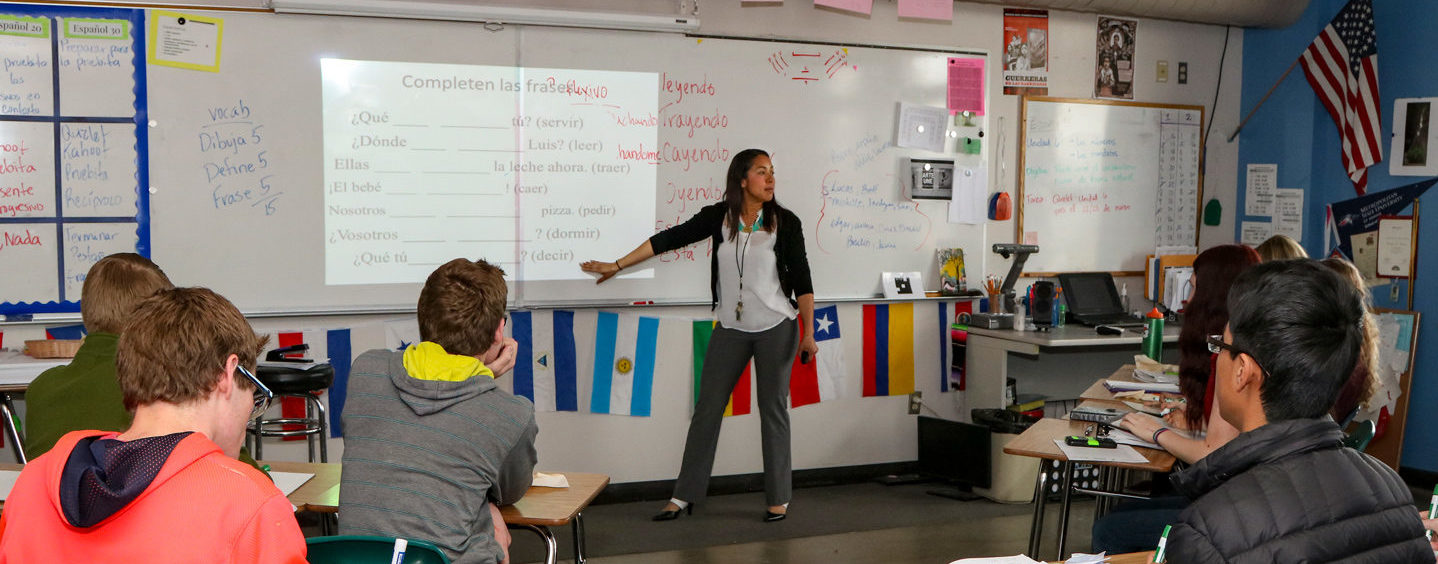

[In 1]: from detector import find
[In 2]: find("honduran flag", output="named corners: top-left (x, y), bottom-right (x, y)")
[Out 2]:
top-left (862, 303), bottom-right (915, 397)
top-left (590, 311), bottom-right (658, 417)
top-left (383, 317), bottom-right (421, 351)
top-left (509, 310), bottom-right (579, 412)
top-left (791, 305), bottom-right (847, 408)
top-left (271, 329), bottom-right (353, 438)
top-left (692, 320), bottom-right (752, 417)
top-left (45, 323), bottom-right (87, 340)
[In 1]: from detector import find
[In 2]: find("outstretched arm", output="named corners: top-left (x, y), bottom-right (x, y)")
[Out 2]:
top-left (581, 240), bottom-right (655, 284)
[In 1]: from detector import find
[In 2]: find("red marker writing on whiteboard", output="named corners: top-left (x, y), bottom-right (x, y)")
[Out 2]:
top-left (632, 301), bottom-right (654, 305)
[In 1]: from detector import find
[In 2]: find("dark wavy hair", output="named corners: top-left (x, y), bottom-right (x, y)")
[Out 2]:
top-left (1227, 259), bottom-right (1366, 421)
top-left (1178, 244), bottom-right (1260, 429)
top-left (723, 148), bottom-right (781, 240)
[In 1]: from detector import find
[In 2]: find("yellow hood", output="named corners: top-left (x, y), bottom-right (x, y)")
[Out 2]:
top-left (402, 341), bottom-right (495, 382)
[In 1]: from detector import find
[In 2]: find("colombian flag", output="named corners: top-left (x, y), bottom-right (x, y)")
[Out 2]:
top-left (691, 320), bottom-right (752, 416)
top-left (862, 303), bottom-right (914, 396)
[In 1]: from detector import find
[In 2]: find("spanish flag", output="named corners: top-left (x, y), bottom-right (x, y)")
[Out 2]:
top-left (691, 320), bottom-right (752, 416)
top-left (862, 303), bottom-right (914, 396)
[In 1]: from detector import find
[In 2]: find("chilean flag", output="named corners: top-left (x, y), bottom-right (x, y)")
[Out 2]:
top-left (790, 305), bottom-right (847, 408)
top-left (509, 310), bottom-right (579, 412)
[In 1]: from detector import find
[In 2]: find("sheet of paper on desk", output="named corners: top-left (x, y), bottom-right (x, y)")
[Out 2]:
top-left (1054, 440), bottom-right (1148, 464)
top-left (947, 555), bottom-right (1041, 564)
top-left (1105, 428), bottom-right (1159, 449)
top-left (1066, 552), bottom-right (1108, 563)
top-left (1105, 379), bottom-right (1178, 394)
top-left (0, 470), bottom-right (20, 501)
top-left (533, 472), bottom-right (570, 488)
top-left (269, 472), bottom-right (315, 496)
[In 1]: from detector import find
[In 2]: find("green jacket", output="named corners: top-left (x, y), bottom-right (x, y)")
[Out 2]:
top-left (24, 333), bottom-right (130, 458)
top-left (23, 332), bottom-right (265, 472)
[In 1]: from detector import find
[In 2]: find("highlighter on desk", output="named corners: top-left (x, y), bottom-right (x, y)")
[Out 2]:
top-left (1427, 484), bottom-right (1437, 541)
top-left (1153, 524), bottom-right (1171, 563)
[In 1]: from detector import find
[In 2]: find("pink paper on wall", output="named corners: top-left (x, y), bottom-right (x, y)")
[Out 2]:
top-left (898, 0), bottom-right (953, 20)
top-left (815, 0), bottom-right (874, 16)
top-left (947, 57), bottom-right (984, 115)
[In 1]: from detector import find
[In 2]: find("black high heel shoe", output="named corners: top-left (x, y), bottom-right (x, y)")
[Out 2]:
top-left (652, 503), bottom-right (694, 521)
top-left (764, 510), bottom-right (787, 522)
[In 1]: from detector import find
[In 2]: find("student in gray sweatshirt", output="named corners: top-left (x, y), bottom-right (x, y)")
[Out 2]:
top-left (339, 258), bottom-right (536, 564)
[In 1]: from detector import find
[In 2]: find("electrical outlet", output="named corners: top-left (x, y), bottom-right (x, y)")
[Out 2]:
top-left (907, 391), bottom-right (922, 415)
top-left (1156, 60), bottom-right (1169, 83)
top-left (1178, 62), bottom-right (1189, 84)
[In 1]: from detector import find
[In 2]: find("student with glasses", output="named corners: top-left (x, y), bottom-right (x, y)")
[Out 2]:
top-left (1164, 259), bottom-right (1430, 562)
top-left (0, 287), bottom-right (306, 562)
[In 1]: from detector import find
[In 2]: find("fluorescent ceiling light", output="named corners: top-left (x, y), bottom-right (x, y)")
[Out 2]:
top-left (271, 0), bottom-right (700, 33)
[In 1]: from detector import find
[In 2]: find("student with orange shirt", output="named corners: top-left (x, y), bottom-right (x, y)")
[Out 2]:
top-left (0, 287), bottom-right (305, 563)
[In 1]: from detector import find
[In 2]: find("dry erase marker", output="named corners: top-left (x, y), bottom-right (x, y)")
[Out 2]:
top-left (1153, 524), bottom-right (1171, 563)
top-left (390, 538), bottom-right (407, 564)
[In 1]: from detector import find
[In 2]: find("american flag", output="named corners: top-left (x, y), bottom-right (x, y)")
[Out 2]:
top-left (1300, 0), bottom-right (1380, 195)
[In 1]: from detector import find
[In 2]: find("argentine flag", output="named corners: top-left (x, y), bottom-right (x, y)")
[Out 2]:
top-left (509, 310), bottom-right (579, 412)
top-left (590, 311), bottom-right (659, 417)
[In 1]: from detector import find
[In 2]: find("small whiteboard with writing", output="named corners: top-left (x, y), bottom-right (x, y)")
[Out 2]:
top-left (1017, 97), bottom-right (1202, 275)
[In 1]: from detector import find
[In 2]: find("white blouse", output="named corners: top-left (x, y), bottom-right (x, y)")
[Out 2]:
top-left (715, 224), bottom-right (797, 332)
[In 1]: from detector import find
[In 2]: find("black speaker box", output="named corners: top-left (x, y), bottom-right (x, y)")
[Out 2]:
top-left (1031, 281), bottom-right (1055, 328)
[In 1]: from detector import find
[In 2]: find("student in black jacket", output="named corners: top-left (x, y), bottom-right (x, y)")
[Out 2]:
top-left (1166, 259), bottom-right (1431, 563)
top-left (581, 149), bottom-right (816, 523)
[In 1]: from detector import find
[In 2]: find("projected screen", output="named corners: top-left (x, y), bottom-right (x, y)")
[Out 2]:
top-left (321, 58), bottom-right (658, 285)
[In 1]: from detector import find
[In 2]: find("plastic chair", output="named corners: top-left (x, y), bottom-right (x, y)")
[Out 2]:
top-left (1342, 420), bottom-right (1377, 452)
top-left (306, 535), bottom-right (451, 564)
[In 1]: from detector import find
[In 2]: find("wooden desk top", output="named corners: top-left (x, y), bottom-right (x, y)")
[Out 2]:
top-left (262, 460), bottom-right (342, 514)
top-left (1002, 418), bottom-right (1175, 472)
top-left (259, 461), bottom-right (608, 527)
top-left (499, 472), bottom-right (610, 527)
top-left (1048, 551), bottom-right (1154, 564)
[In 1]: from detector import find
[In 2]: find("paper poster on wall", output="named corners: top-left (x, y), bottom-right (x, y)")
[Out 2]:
top-left (814, 0), bottom-right (874, 15)
top-left (947, 166), bottom-right (986, 224)
top-left (1351, 230), bottom-right (1380, 280)
top-left (1377, 216), bottom-right (1414, 278)
top-left (1390, 97), bottom-right (1438, 176)
top-left (1273, 188), bottom-right (1304, 240)
top-left (1240, 221), bottom-right (1273, 247)
top-left (946, 58), bottom-right (984, 116)
top-left (1094, 16), bottom-right (1136, 100)
top-left (896, 103), bottom-right (948, 152)
top-left (1002, 9), bottom-right (1048, 96)
top-left (898, 0), bottom-right (952, 21)
top-left (147, 10), bottom-right (222, 72)
top-left (1245, 163), bottom-right (1277, 216)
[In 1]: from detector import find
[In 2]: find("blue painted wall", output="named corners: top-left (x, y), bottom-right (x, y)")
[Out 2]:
top-left (1240, 0), bottom-right (1438, 471)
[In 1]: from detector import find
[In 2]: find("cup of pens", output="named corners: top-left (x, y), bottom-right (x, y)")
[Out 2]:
top-left (984, 276), bottom-right (1003, 314)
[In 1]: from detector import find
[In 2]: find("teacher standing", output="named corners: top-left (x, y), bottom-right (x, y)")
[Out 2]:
top-left (581, 148), bottom-right (817, 522)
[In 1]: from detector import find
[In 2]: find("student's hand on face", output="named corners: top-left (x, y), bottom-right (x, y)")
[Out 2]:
top-left (487, 337), bottom-right (519, 377)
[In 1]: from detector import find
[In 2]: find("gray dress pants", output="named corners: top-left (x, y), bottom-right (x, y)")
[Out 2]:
top-left (673, 317), bottom-right (799, 506)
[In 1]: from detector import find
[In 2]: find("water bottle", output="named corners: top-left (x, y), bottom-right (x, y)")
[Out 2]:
top-left (1142, 307), bottom-right (1164, 361)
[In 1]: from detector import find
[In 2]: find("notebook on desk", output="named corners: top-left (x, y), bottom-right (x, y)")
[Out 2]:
top-left (1058, 272), bottom-right (1145, 327)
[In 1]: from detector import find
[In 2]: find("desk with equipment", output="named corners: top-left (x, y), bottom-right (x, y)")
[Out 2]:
top-left (963, 323), bottom-right (1180, 412)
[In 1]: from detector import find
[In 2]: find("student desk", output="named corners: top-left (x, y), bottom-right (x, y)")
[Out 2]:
top-left (963, 324), bottom-right (1180, 412)
top-left (0, 352), bottom-right (68, 463)
top-left (264, 461), bottom-right (608, 564)
top-left (1003, 417), bottom-right (1175, 561)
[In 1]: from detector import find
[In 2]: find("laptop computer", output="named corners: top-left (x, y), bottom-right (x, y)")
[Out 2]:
top-left (1057, 272), bottom-right (1145, 327)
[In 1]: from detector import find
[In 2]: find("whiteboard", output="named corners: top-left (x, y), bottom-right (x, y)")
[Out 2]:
top-left (7, 7), bottom-right (991, 313)
top-left (1017, 97), bottom-right (1203, 275)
